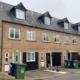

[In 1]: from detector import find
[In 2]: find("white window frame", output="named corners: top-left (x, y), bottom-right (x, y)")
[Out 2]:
top-left (64, 22), bottom-right (69, 29)
top-left (54, 35), bottom-right (60, 43)
top-left (72, 37), bottom-right (77, 44)
top-left (27, 31), bottom-right (36, 41)
top-left (42, 33), bottom-right (50, 42)
top-left (16, 9), bottom-right (25, 20)
top-left (65, 36), bottom-right (70, 44)
top-left (78, 27), bottom-right (80, 32)
top-left (9, 28), bottom-right (20, 40)
top-left (44, 17), bottom-right (50, 25)
top-left (5, 53), bottom-right (9, 63)
top-left (26, 52), bottom-right (35, 62)
top-left (41, 52), bottom-right (44, 61)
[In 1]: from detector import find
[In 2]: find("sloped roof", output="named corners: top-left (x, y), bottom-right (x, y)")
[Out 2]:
top-left (11, 2), bottom-right (27, 11)
top-left (0, 1), bottom-right (80, 35)
top-left (38, 11), bottom-right (52, 19)
top-left (72, 22), bottom-right (80, 27)
top-left (57, 18), bottom-right (69, 23)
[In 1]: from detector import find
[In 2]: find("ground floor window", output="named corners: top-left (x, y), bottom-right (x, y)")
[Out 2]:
top-left (26, 52), bottom-right (35, 62)
top-left (41, 52), bottom-right (44, 61)
top-left (5, 53), bottom-right (9, 63)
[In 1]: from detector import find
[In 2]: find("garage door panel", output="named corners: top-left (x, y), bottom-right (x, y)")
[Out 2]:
top-left (52, 53), bottom-right (61, 66)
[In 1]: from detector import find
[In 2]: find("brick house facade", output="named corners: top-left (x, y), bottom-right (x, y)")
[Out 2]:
top-left (0, 2), bottom-right (80, 72)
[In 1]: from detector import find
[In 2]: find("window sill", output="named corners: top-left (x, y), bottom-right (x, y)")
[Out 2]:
top-left (43, 41), bottom-right (50, 43)
top-left (8, 38), bottom-right (21, 41)
top-left (72, 43), bottom-right (77, 45)
top-left (54, 42), bottom-right (60, 44)
top-left (44, 23), bottom-right (51, 26)
top-left (15, 17), bottom-right (25, 21)
top-left (65, 43), bottom-right (70, 45)
top-left (27, 60), bottom-right (35, 62)
top-left (27, 40), bottom-right (36, 42)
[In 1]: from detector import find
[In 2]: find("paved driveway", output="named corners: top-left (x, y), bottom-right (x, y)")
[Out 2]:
top-left (0, 67), bottom-right (80, 80)
top-left (25, 68), bottom-right (80, 80)
top-left (25, 70), bottom-right (65, 80)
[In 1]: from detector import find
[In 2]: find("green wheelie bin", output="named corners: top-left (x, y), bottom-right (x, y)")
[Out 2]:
top-left (73, 60), bottom-right (79, 69)
top-left (15, 64), bottom-right (26, 79)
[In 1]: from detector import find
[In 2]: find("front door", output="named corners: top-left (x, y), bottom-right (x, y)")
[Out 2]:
top-left (14, 52), bottom-right (20, 63)
top-left (46, 53), bottom-right (50, 67)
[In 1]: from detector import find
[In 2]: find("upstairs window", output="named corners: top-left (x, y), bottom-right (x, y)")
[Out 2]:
top-left (16, 9), bottom-right (25, 19)
top-left (27, 31), bottom-right (35, 41)
top-left (9, 28), bottom-right (20, 40)
top-left (44, 17), bottom-right (50, 25)
top-left (65, 36), bottom-right (70, 44)
top-left (78, 27), bottom-right (80, 32)
top-left (72, 37), bottom-right (77, 44)
top-left (54, 35), bottom-right (60, 43)
top-left (64, 22), bottom-right (69, 29)
top-left (43, 33), bottom-right (50, 42)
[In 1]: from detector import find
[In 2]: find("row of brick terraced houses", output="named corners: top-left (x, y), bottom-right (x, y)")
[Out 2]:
top-left (0, 1), bottom-right (80, 72)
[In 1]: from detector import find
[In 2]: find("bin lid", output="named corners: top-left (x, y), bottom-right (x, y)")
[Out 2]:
top-left (11, 63), bottom-right (26, 66)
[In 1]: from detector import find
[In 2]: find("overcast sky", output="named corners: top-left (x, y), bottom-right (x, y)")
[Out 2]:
top-left (0, 0), bottom-right (80, 23)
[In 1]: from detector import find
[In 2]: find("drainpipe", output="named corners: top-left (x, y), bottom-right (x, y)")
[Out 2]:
top-left (1, 21), bottom-right (3, 71)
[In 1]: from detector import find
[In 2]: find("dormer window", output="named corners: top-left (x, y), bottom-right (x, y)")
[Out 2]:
top-left (16, 9), bottom-right (25, 19)
top-left (64, 22), bottom-right (69, 29)
top-left (44, 17), bottom-right (50, 25)
top-left (58, 18), bottom-right (69, 29)
top-left (78, 27), bottom-right (80, 32)
top-left (38, 11), bottom-right (52, 25)
top-left (10, 3), bottom-right (27, 20)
